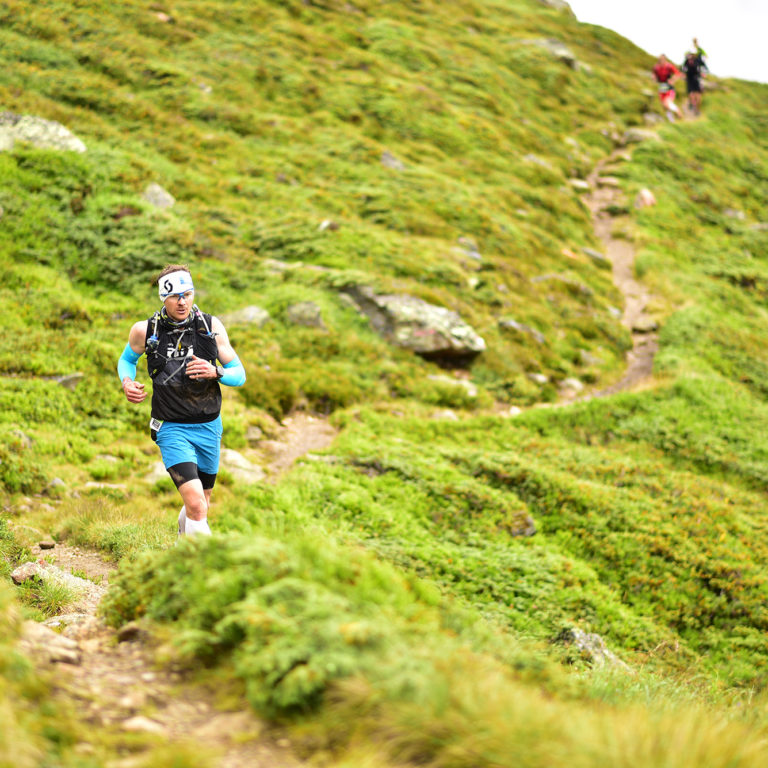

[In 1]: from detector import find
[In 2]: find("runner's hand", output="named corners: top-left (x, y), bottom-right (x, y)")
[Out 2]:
top-left (185, 355), bottom-right (216, 380)
top-left (122, 378), bottom-right (147, 403)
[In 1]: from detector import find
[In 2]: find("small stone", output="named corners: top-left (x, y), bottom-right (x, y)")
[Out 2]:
top-left (246, 426), bottom-right (264, 443)
top-left (11, 429), bottom-right (33, 448)
top-left (55, 373), bottom-right (85, 391)
top-left (144, 462), bottom-right (169, 485)
top-left (560, 377), bottom-right (584, 392)
top-left (83, 482), bottom-right (127, 491)
top-left (38, 540), bottom-right (56, 550)
top-left (117, 621), bottom-right (146, 643)
top-left (634, 188), bottom-right (656, 208)
top-left (118, 691), bottom-right (147, 711)
top-left (143, 183), bottom-right (175, 209)
top-left (568, 178), bottom-right (591, 191)
top-left (582, 247), bottom-right (610, 267)
top-left (632, 316), bottom-right (658, 333)
top-left (381, 151), bottom-right (405, 170)
top-left (121, 716), bottom-right (166, 735)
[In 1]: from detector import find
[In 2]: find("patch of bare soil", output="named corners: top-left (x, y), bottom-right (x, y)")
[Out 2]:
top-left (257, 412), bottom-right (338, 480)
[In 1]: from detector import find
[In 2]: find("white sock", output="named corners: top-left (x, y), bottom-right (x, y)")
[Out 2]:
top-left (178, 506), bottom-right (186, 535)
top-left (185, 517), bottom-right (211, 536)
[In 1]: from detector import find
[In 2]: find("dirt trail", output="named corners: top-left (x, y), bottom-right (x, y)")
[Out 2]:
top-left (581, 149), bottom-right (659, 398)
top-left (21, 418), bottom-right (338, 767)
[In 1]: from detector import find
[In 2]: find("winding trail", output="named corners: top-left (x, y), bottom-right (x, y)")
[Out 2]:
top-left (16, 420), bottom-right (338, 767)
top-left (582, 149), bottom-right (659, 398)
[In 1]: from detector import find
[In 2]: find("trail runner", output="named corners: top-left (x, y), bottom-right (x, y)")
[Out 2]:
top-left (652, 54), bottom-right (683, 122)
top-left (117, 265), bottom-right (246, 536)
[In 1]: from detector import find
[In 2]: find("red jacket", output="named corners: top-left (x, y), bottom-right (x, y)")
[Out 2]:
top-left (653, 62), bottom-right (681, 84)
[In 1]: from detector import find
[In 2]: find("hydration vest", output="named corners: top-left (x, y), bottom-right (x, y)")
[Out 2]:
top-left (145, 307), bottom-right (221, 423)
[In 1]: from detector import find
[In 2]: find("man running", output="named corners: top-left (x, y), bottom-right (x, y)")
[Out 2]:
top-left (652, 54), bottom-right (683, 122)
top-left (681, 41), bottom-right (709, 116)
top-left (117, 265), bottom-right (246, 536)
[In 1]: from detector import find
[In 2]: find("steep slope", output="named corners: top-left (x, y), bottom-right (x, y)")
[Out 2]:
top-left (2, 1), bottom-right (768, 766)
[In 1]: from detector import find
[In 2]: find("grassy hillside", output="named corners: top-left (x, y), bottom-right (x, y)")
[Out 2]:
top-left (2, 0), bottom-right (768, 765)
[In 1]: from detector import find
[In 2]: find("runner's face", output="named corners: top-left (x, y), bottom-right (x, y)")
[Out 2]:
top-left (164, 290), bottom-right (194, 321)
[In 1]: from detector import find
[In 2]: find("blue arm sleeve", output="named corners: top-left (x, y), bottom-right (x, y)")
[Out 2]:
top-left (118, 343), bottom-right (141, 383)
top-left (219, 354), bottom-right (246, 387)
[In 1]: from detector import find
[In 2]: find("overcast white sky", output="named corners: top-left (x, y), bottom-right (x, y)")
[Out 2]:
top-left (567, 0), bottom-right (768, 84)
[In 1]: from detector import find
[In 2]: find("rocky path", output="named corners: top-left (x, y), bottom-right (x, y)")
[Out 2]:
top-left (13, 416), bottom-right (339, 767)
top-left (582, 149), bottom-right (659, 397)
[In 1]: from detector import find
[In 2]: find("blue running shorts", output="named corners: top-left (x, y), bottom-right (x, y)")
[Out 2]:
top-left (155, 416), bottom-right (223, 474)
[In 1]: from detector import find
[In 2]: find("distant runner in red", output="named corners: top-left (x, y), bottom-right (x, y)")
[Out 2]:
top-left (653, 54), bottom-right (683, 122)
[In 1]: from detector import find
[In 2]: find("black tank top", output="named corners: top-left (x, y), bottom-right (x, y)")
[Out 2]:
top-left (145, 311), bottom-right (221, 423)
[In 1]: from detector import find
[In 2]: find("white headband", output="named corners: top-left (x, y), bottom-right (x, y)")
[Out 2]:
top-left (158, 270), bottom-right (194, 299)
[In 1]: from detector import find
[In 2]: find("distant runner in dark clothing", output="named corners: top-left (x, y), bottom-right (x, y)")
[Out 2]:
top-left (681, 39), bottom-right (709, 115)
top-left (653, 54), bottom-right (682, 122)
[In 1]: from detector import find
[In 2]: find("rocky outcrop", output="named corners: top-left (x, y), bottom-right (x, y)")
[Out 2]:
top-left (0, 112), bottom-right (87, 153)
top-left (341, 285), bottom-right (486, 366)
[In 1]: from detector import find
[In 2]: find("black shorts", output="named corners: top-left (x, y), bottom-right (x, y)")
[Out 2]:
top-left (686, 79), bottom-right (702, 94)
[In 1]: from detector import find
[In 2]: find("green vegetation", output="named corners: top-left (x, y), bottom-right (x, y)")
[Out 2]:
top-left (2, 0), bottom-right (768, 765)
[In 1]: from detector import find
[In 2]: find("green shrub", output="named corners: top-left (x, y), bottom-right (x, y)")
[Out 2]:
top-left (0, 428), bottom-right (46, 494)
top-left (239, 369), bottom-right (299, 419)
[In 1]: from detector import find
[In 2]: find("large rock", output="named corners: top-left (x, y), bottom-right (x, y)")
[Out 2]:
top-left (0, 112), bottom-right (87, 153)
top-left (220, 305), bottom-right (271, 327)
top-left (341, 285), bottom-right (486, 366)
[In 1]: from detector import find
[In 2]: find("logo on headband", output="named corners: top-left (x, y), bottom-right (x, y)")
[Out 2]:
top-left (159, 270), bottom-right (194, 299)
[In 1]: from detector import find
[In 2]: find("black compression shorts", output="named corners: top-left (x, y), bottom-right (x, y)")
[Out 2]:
top-left (167, 462), bottom-right (217, 490)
